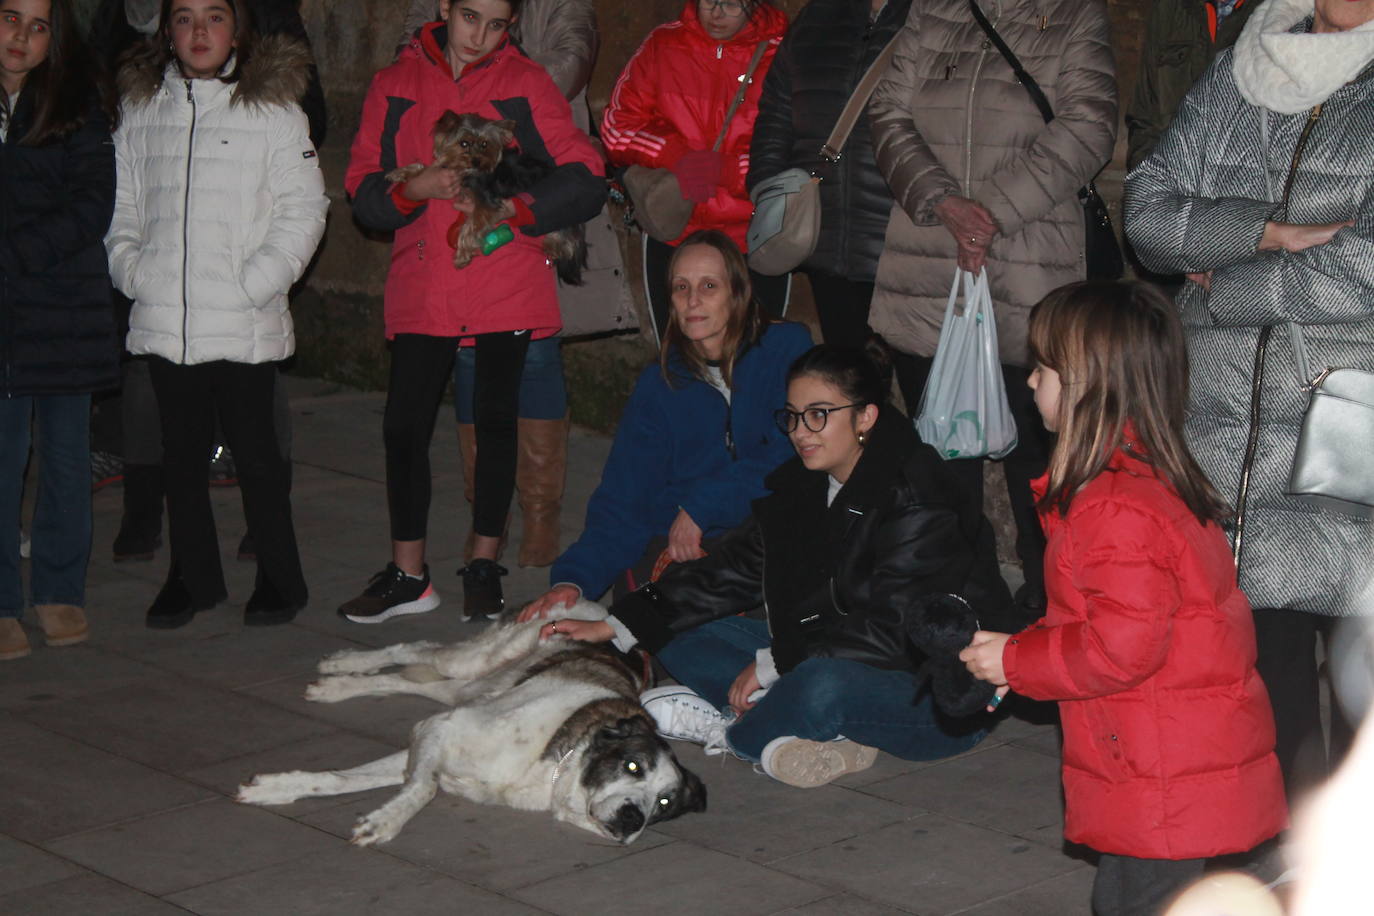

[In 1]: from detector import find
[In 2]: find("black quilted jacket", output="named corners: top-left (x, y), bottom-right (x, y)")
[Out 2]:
top-left (611, 406), bottom-right (1019, 674)
top-left (747, 0), bottom-right (911, 282)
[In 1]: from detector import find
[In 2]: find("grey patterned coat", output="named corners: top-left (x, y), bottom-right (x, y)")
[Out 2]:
top-left (868, 0), bottom-right (1118, 366)
top-left (1124, 52), bottom-right (1374, 617)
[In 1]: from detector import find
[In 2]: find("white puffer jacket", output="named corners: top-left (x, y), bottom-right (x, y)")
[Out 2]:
top-left (107, 37), bottom-right (327, 365)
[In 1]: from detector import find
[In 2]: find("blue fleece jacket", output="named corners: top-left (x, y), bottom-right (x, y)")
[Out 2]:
top-left (552, 321), bottom-right (813, 599)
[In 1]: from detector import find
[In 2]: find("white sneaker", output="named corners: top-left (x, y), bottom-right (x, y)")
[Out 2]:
top-left (640, 685), bottom-right (733, 754)
top-left (760, 736), bottom-right (878, 788)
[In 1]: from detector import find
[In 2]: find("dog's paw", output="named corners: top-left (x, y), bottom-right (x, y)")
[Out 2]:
top-left (351, 810), bottom-right (402, 846)
top-left (384, 163), bottom-right (425, 184)
top-left (237, 772), bottom-right (309, 806)
top-left (305, 676), bottom-right (363, 703)
top-left (318, 650), bottom-right (373, 676)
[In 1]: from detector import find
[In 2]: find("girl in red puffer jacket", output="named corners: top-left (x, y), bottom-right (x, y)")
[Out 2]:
top-left (960, 281), bottom-right (1286, 916)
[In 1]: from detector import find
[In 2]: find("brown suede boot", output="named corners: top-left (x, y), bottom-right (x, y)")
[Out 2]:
top-left (35, 604), bottom-right (88, 647)
top-left (0, 618), bottom-right (31, 660)
top-left (516, 415), bottom-right (569, 568)
top-left (457, 422), bottom-right (506, 563)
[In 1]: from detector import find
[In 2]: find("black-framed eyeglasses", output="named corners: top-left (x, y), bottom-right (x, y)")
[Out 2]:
top-left (773, 403), bottom-right (865, 434)
top-left (699, 0), bottom-right (748, 16)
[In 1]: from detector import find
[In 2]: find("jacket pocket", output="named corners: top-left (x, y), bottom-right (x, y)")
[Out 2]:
top-left (1080, 702), bottom-right (1133, 782)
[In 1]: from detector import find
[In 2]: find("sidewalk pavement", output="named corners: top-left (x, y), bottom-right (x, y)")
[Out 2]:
top-left (1, 378), bottom-right (1092, 916)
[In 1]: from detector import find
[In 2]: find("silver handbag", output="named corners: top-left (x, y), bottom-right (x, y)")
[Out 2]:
top-left (1286, 325), bottom-right (1374, 516)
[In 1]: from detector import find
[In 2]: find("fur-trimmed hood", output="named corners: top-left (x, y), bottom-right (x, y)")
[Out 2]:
top-left (1233, 0), bottom-right (1374, 113)
top-left (117, 34), bottom-right (314, 109)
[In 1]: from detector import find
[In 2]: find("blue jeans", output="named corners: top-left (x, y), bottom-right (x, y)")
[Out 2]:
top-left (453, 335), bottom-right (566, 423)
top-left (657, 617), bottom-right (988, 762)
top-left (1, 394), bottom-right (92, 618)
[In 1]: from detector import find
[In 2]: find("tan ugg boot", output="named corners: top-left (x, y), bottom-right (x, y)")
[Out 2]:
top-left (457, 422), bottom-right (506, 563)
top-left (0, 618), bottom-right (31, 660)
top-left (35, 604), bottom-right (89, 647)
top-left (516, 415), bottom-right (569, 568)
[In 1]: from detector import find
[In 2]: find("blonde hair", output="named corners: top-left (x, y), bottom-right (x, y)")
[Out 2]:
top-left (1027, 281), bottom-right (1229, 523)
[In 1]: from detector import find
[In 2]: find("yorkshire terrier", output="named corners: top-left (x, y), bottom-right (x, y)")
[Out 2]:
top-left (387, 111), bottom-right (585, 283)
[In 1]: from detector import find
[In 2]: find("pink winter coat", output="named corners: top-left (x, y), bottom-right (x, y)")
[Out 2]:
top-left (346, 24), bottom-right (606, 339)
top-left (1003, 446), bottom-right (1286, 859)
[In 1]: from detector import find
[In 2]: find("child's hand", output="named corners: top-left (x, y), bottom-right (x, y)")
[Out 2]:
top-left (402, 164), bottom-right (461, 201)
top-left (959, 630), bottom-right (1010, 686)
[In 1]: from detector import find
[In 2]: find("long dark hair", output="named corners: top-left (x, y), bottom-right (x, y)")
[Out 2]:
top-left (659, 229), bottom-right (765, 389)
top-left (119, 0), bottom-right (256, 89)
top-left (3, 0), bottom-right (116, 145)
top-left (1028, 281), bottom-right (1230, 524)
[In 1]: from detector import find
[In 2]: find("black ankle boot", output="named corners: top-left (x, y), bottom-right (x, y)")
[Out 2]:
top-left (457, 559), bottom-right (507, 621)
top-left (114, 464), bottom-right (164, 562)
top-left (245, 573), bottom-right (307, 627)
top-left (147, 574), bottom-right (195, 629)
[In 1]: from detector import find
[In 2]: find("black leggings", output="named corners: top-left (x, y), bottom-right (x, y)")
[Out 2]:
top-left (384, 332), bottom-right (530, 541)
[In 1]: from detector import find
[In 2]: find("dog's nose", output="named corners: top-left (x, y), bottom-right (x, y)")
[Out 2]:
top-left (610, 802), bottom-right (645, 840)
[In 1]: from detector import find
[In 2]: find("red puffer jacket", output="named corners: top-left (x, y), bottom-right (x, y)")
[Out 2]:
top-left (602, 1), bottom-right (787, 249)
top-left (346, 24), bottom-right (606, 339)
top-left (1003, 446), bottom-right (1286, 859)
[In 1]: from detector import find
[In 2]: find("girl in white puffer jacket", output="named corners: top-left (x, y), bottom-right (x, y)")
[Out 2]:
top-left (105, 0), bottom-right (327, 629)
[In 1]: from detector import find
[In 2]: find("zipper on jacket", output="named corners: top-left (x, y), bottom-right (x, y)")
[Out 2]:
top-left (1231, 103), bottom-right (1324, 567)
top-left (180, 80), bottom-right (197, 365)
top-left (716, 43), bottom-right (723, 60)
top-left (963, 2), bottom-right (997, 196)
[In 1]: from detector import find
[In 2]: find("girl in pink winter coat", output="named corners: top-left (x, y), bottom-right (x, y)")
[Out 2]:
top-left (340, 0), bottom-right (605, 622)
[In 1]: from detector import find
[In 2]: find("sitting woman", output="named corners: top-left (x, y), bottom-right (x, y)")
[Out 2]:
top-left (531, 342), bottom-right (1018, 788)
top-left (522, 230), bottom-right (812, 613)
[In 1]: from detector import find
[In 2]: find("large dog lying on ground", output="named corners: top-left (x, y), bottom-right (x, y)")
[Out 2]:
top-left (237, 601), bottom-right (706, 845)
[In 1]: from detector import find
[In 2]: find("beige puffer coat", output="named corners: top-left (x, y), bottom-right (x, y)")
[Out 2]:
top-left (868, 0), bottom-right (1117, 366)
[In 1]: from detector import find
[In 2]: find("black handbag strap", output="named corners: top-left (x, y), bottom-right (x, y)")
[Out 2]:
top-left (713, 41), bottom-right (772, 152)
top-left (968, 1), bottom-right (1053, 125)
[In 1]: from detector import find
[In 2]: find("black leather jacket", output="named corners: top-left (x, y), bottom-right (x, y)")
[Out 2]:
top-left (746, 0), bottom-right (911, 282)
top-left (612, 406), bottom-right (1017, 674)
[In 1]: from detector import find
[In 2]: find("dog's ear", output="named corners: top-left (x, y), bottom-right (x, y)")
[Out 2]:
top-left (494, 119), bottom-right (517, 146)
top-left (433, 110), bottom-right (463, 136)
top-left (675, 765), bottom-right (707, 814)
top-left (598, 716), bottom-right (655, 743)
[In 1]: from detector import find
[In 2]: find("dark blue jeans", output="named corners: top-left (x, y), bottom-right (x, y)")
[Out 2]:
top-left (657, 617), bottom-right (988, 762)
top-left (1, 394), bottom-right (92, 617)
top-left (452, 335), bottom-right (567, 423)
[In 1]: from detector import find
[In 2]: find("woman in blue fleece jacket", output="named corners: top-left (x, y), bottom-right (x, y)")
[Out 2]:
top-left (525, 230), bottom-right (812, 609)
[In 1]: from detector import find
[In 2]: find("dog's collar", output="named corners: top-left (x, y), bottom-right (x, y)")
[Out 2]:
top-left (550, 745), bottom-right (578, 792)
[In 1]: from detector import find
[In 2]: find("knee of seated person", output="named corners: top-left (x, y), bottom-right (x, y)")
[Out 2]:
top-left (784, 659), bottom-right (853, 714)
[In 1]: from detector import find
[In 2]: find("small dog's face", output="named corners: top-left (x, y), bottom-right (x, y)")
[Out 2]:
top-left (430, 111), bottom-right (515, 173)
top-left (579, 716), bottom-right (707, 844)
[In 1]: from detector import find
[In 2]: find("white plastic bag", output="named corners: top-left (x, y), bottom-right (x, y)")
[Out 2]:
top-left (915, 268), bottom-right (1018, 460)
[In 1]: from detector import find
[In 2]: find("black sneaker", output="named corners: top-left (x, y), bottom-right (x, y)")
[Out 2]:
top-left (208, 444), bottom-right (238, 487)
top-left (457, 559), bottom-right (507, 621)
top-left (337, 563), bottom-right (440, 623)
top-left (91, 450), bottom-right (124, 492)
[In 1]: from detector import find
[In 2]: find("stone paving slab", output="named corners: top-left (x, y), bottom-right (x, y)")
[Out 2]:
top-left (0, 714), bottom-right (215, 842)
top-left (0, 382), bottom-right (1097, 914)
top-left (165, 847), bottom-right (549, 916)
top-left (512, 842), bottom-right (831, 916)
top-left (771, 814), bottom-right (1089, 915)
top-left (44, 799), bottom-right (343, 897)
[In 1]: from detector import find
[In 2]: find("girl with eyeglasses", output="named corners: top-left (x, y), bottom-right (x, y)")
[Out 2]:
top-left (530, 339), bottom-right (1020, 788)
top-left (602, 0), bottom-right (789, 344)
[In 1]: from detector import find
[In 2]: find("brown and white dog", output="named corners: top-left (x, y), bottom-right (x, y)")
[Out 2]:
top-left (237, 600), bottom-right (705, 845)
top-left (386, 111), bottom-right (584, 280)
